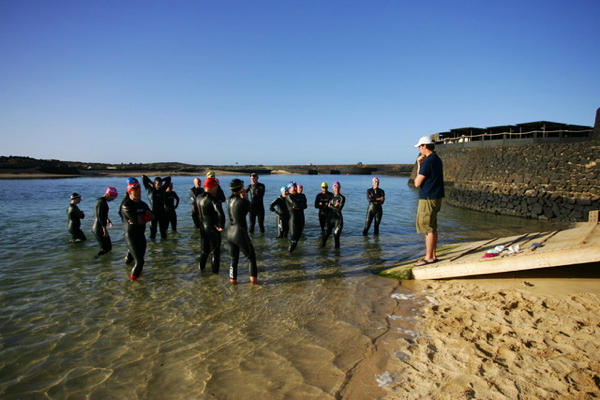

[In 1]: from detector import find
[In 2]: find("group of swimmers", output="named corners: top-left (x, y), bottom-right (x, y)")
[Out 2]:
top-left (66, 171), bottom-right (386, 284)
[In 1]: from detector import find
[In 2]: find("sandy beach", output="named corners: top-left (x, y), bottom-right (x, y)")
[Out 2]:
top-left (371, 266), bottom-right (600, 399)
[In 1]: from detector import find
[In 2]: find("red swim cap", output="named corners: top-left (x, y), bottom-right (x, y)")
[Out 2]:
top-left (204, 177), bottom-right (219, 189)
top-left (127, 182), bottom-right (140, 192)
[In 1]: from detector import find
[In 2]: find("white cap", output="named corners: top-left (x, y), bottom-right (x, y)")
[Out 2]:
top-left (414, 136), bottom-right (433, 148)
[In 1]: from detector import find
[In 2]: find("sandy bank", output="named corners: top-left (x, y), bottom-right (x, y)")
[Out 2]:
top-left (374, 268), bottom-right (600, 399)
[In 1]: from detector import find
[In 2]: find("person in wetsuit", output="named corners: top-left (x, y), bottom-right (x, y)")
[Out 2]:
top-left (197, 177), bottom-right (225, 273)
top-left (165, 183), bottom-right (180, 232)
top-left (190, 178), bottom-right (204, 230)
top-left (226, 179), bottom-right (258, 285)
top-left (314, 182), bottom-right (332, 234)
top-left (142, 175), bottom-right (172, 239)
top-left (67, 193), bottom-right (86, 242)
top-left (92, 187), bottom-right (118, 258)
top-left (362, 177), bottom-right (385, 235)
top-left (121, 181), bottom-right (152, 280)
top-left (320, 181), bottom-right (346, 248)
top-left (206, 171), bottom-right (227, 221)
top-left (246, 173), bottom-right (266, 233)
top-left (118, 177), bottom-right (138, 222)
top-left (286, 182), bottom-right (307, 253)
top-left (269, 186), bottom-right (290, 239)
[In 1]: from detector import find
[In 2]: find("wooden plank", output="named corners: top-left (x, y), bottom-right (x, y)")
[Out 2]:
top-left (412, 245), bottom-right (600, 280)
top-left (411, 223), bottom-right (600, 280)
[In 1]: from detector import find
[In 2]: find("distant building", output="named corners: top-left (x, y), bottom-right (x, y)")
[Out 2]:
top-left (433, 121), bottom-right (593, 148)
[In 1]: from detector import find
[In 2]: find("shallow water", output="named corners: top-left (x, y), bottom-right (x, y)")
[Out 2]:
top-left (0, 175), bottom-right (570, 399)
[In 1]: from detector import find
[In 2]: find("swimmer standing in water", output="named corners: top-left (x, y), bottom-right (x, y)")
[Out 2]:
top-left (269, 186), bottom-right (290, 239)
top-left (190, 178), bottom-right (204, 230)
top-left (197, 177), bottom-right (225, 273)
top-left (226, 179), bottom-right (258, 285)
top-left (362, 177), bottom-right (385, 235)
top-left (165, 183), bottom-right (180, 232)
top-left (285, 182), bottom-right (307, 253)
top-left (320, 181), bottom-right (345, 248)
top-left (121, 181), bottom-right (152, 280)
top-left (92, 187), bottom-right (118, 258)
top-left (67, 193), bottom-right (86, 242)
top-left (142, 175), bottom-right (171, 240)
top-left (314, 182), bottom-right (332, 234)
top-left (246, 173), bottom-right (266, 233)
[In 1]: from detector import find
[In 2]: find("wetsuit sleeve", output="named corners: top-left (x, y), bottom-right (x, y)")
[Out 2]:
top-left (162, 176), bottom-right (172, 193)
top-left (142, 175), bottom-right (152, 190)
top-left (299, 194), bottom-right (308, 209)
top-left (269, 198), bottom-right (279, 213)
top-left (217, 200), bottom-right (225, 228)
top-left (96, 199), bottom-right (109, 228)
top-left (71, 205), bottom-right (85, 219)
top-left (380, 189), bottom-right (385, 204)
top-left (366, 189), bottom-right (373, 202)
top-left (118, 194), bottom-right (128, 222)
top-left (173, 192), bottom-right (179, 208)
top-left (121, 200), bottom-right (137, 224)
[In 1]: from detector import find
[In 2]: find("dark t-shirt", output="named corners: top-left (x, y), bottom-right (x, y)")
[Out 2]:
top-left (419, 152), bottom-right (445, 200)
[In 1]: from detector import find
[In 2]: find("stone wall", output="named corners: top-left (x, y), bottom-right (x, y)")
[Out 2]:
top-left (429, 141), bottom-right (600, 222)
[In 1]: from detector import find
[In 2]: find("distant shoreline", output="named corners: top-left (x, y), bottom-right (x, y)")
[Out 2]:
top-left (0, 165), bottom-right (414, 179)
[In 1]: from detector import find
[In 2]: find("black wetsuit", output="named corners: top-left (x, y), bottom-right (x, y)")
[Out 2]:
top-left (165, 190), bottom-right (180, 232)
top-left (121, 198), bottom-right (151, 278)
top-left (190, 186), bottom-right (204, 230)
top-left (246, 182), bottom-right (266, 233)
top-left (226, 194), bottom-right (258, 280)
top-left (117, 193), bottom-right (129, 222)
top-left (363, 188), bottom-right (385, 235)
top-left (286, 192), bottom-right (307, 252)
top-left (314, 191), bottom-right (332, 233)
top-left (321, 193), bottom-right (345, 248)
top-left (142, 175), bottom-right (171, 239)
top-left (215, 186), bottom-right (226, 223)
top-left (92, 196), bottom-right (112, 257)
top-left (67, 203), bottom-right (86, 242)
top-left (198, 192), bottom-right (225, 273)
top-left (269, 195), bottom-right (289, 238)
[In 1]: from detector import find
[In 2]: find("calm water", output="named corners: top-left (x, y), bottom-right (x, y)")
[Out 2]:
top-left (0, 175), bottom-right (570, 399)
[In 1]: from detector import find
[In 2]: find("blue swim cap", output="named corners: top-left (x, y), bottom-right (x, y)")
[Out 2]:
top-left (287, 182), bottom-right (296, 190)
top-left (126, 177), bottom-right (139, 185)
top-left (280, 186), bottom-right (287, 194)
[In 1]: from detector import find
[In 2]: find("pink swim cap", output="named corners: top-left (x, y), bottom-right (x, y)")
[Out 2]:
top-left (106, 187), bottom-right (118, 197)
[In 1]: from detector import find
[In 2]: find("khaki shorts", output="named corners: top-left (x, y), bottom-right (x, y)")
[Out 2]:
top-left (416, 199), bottom-right (442, 234)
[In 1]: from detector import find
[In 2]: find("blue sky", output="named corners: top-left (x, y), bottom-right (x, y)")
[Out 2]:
top-left (1, 0), bottom-right (598, 165)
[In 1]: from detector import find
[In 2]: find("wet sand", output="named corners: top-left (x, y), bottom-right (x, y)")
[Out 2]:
top-left (374, 265), bottom-right (600, 399)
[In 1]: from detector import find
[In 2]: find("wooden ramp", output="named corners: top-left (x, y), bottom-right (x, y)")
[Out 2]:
top-left (412, 220), bottom-right (600, 280)
top-left (380, 211), bottom-right (600, 281)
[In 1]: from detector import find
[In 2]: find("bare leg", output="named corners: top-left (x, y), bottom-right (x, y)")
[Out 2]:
top-left (425, 232), bottom-right (438, 261)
